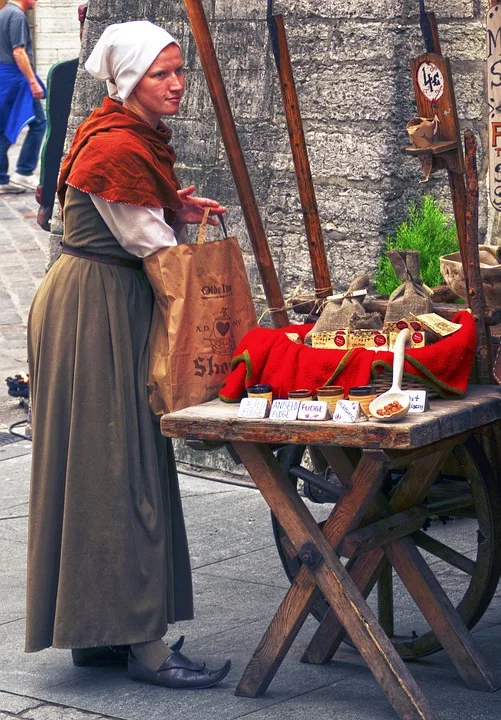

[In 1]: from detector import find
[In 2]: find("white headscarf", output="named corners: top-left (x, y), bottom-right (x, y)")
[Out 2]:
top-left (85, 21), bottom-right (179, 101)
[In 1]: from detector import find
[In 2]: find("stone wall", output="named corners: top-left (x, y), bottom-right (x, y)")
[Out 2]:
top-left (34, 0), bottom-right (82, 82)
top-left (51, 0), bottom-right (493, 474)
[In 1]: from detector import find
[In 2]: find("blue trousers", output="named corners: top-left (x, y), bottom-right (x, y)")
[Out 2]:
top-left (0, 98), bottom-right (46, 184)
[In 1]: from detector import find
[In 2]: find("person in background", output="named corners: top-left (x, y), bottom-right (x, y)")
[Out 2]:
top-left (0, 0), bottom-right (46, 194)
top-left (36, 3), bottom-right (87, 229)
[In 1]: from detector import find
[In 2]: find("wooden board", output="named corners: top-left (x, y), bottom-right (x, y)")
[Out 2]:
top-left (161, 386), bottom-right (501, 449)
top-left (410, 52), bottom-right (464, 173)
top-left (487, 2), bottom-right (501, 211)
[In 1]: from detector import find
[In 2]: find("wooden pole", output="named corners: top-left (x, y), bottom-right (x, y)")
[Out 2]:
top-left (464, 131), bottom-right (493, 384)
top-left (447, 171), bottom-right (470, 288)
top-left (425, 11), bottom-right (441, 55)
top-left (267, 6), bottom-right (332, 299)
top-left (183, 0), bottom-right (289, 328)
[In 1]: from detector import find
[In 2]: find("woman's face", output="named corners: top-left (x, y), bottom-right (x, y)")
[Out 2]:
top-left (127, 44), bottom-right (185, 125)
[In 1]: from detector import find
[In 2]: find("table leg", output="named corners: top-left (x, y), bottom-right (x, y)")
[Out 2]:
top-left (385, 537), bottom-right (499, 691)
top-left (302, 443), bottom-right (499, 691)
top-left (302, 546), bottom-right (385, 664)
top-left (234, 447), bottom-right (387, 698)
top-left (378, 560), bottom-right (395, 638)
top-left (301, 443), bottom-right (457, 664)
top-left (233, 442), bottom-right (436, 720)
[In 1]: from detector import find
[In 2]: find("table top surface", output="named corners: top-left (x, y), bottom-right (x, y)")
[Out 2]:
top-left (160, 385), bottom-right (501, 450)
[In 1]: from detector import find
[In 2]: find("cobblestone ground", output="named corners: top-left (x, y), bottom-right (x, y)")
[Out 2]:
top-left (0, 190), bottom-right (47, 429)
top-left (0, 690), bottom-right (111, 719)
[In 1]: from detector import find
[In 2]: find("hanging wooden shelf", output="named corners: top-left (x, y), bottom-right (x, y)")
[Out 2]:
top-left (403, 140), bottom-right (457, 156)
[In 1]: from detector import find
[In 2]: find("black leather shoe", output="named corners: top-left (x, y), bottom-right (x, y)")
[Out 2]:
top-left (170, 635), bottom-right (185, 653)
top-left (128, 649), bottom-right (231, 689)
top-left (72, 636), bottom-right (185, 667)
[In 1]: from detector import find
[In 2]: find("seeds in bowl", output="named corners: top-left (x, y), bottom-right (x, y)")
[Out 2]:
top-left (376, 400), bottom-right (404, 417)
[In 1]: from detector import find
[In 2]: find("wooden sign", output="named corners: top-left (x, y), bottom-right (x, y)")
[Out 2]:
top-left (238, 398), bottom-right (270, 418)
top-left (487, 2), bottom-right (501, 211)
top-left (416, 60), bottom-right (444, 102)
top-left (409, 52), bottom-right (464, 173)
top-left (297, 401), bottom-right (330, 421)
top-left (269, 399), bottom-right (300, 420)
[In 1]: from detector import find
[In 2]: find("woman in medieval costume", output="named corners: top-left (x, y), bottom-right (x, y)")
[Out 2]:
top-left (26, 20), bottom-right (231, 690)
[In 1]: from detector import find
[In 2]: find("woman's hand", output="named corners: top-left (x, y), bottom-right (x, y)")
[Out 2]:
top-left (176, 185), bottom-right (226, 226)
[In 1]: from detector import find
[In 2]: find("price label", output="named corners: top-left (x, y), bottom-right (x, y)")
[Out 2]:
top-left (238, 397), bottom-right (270, 418)
top-left (416, 313), bottom-right (461, 337)
top-left (333, 400), bottom-right (361, 423)
top-left (312, 329), bottom-right (349, 349)
top-left (298, 401), bottom-right (330, 421)
top-left (417, 62), bottom-right (444, 101)
top-left (406, 390), bottom-right (429, 413)
top-left (269, 399), bottom-right (300, 420)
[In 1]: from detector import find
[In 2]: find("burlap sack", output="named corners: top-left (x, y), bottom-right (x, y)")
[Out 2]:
top-left (350, 312), bottom-right (382, 330)
top-left (384, 250), bottom-right (432, 323)
top-left (305, 275), bottom-right (370, 344)
top-left (145, 211), bottom-right (257, 416)
top-left (406, 116), bottom-right (435, 148)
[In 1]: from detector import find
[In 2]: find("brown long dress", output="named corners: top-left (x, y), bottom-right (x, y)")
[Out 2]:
top-left (25, 186), bottom-right (193, 652)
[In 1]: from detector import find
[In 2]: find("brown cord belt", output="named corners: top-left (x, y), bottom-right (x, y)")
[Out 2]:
top-left (61, 244), bottom-right (143, 270)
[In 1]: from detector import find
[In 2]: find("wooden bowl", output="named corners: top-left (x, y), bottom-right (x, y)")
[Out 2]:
top-left (368, 392), bottom-right (410, 422)
top-left (440, 246), bottom-right (501, 309)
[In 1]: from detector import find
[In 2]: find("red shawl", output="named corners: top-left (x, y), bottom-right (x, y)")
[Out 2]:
top-left (58, 97), bottom-right (183, 218)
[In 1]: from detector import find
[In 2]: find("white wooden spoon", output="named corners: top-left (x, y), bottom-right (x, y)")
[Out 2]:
top-left (369, 329), bottom-right (411, 422)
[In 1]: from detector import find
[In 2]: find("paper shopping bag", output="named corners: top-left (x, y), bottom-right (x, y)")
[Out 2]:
top-left (145, 211), bottom-right (257, 416)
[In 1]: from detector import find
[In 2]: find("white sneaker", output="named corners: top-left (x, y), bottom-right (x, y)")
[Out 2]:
top-left (0, 182), bottom-right (26, 194)
top-left (11, 172), bottom-right (39, 192)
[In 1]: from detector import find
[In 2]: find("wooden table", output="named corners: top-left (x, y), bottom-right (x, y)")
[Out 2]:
top-left (161, 386), bottom-right (501, 720)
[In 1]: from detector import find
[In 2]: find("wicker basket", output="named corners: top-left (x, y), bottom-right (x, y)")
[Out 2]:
top-left (373, 370), bottom-right (439, 398)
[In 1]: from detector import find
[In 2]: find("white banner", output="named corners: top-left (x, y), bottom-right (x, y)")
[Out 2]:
top-left (487, 3), bottom-right (501, 211)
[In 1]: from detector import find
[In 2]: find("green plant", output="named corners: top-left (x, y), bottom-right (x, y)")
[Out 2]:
top-left (374, 195), bottom-right (459, 296)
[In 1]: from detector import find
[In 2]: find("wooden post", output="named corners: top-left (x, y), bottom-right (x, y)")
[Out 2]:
top-left (464, 131), bottom-right (493, 384)
top-left (447, 172), bottom-right (469, 291)
top-left (410, 9), bottom-right (469, 279)
top-left (183, 0), bottom-right (289, 327)
top-left (420, 8), bottom-right (441, 55)
top-left (267, 4), bottom-right (332, 299)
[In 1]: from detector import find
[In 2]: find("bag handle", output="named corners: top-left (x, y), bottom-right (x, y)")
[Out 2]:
top-left (196, 208), bottom-right (229, 245)
top-left (197, 208), bottom-right (211, 245)
top-left (218, 213), bottom-right (228, 239)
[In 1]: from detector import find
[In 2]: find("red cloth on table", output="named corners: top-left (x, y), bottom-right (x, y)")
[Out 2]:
top-left (218, 310), bottom-right (476, 402)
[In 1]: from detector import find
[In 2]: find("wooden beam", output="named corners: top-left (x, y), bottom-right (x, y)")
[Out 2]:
top-left (464, 131), bottom-right (494, 384)
top-left (340, 506), bottom-right (428, 558)
top-left (183, 0), bottom-right (289, 327)
top-left (267, 9), bottom-right (332, 298)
